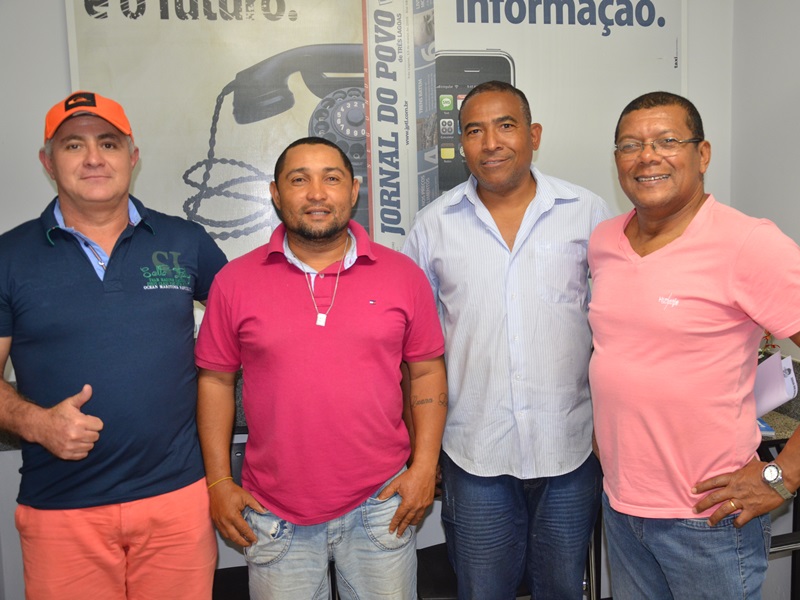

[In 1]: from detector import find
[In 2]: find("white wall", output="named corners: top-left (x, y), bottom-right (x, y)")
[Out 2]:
top-left (731, 1), bottom-right (800, 359)
top-left (731, 1), bottom-right (800, 241)
top-left (0, 3), bottom-right (70, 234)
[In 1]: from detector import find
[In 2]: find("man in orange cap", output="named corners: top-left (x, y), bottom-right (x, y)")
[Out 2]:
top-left (0, 91), bottom-right (227, 599)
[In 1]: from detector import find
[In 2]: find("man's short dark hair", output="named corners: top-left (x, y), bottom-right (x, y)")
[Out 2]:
top-left (273, 137), bottom-right (354, 182)
top-left (459, 80), bottom-right (532, 127)
top-left (615, 91), bottom-right (704, 142)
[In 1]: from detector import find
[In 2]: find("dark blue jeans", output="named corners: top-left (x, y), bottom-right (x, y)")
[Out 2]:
top-left (603, 493), bottom-right (770, 599)
top-left (440, 451), bottom-right (602, 600)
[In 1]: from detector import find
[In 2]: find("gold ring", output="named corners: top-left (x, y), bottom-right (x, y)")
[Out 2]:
top-left (729, 499), bottom-right (737, 511)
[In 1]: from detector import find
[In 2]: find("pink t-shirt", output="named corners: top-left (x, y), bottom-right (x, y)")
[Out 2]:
top-left (589, 196), bottom-right (800, 518)
top-left (195, 222), bottom-right (444, 525)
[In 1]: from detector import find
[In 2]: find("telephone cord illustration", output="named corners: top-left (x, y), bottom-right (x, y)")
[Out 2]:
top-left (182, 83), bottom-right (275, 241)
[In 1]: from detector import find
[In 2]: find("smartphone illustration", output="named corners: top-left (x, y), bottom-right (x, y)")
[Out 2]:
top-left (435, 50), bottom-right (515, 193)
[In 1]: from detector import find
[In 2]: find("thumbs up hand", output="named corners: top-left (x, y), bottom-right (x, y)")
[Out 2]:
top-left (33, 384), bottom-right (104, 460)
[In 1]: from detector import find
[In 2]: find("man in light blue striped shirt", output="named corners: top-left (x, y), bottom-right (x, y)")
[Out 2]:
top-left (403, 81), bottom-right (611, 599)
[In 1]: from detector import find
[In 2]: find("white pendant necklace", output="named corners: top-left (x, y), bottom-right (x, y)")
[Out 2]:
top-left (304, 238), bottom-right (349, 327)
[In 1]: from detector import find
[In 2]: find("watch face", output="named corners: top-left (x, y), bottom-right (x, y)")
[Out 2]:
top-left (764, 464), bottom-right (780, 482)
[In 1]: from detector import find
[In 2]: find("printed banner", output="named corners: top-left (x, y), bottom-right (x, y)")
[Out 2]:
top-left (67, 0), bottom-right (367, 259)
top-left (67, 0), bottom-right (682, 258)
top-left (362, 0), bottom-right (437, 249)
top-left (433, 0), bottom-right (683, 210)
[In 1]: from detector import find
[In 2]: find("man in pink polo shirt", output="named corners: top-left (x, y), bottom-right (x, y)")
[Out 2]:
top-left (589, 91), bottom-right (800, 599)
top-left (194, 137), bottom-right (447, 599)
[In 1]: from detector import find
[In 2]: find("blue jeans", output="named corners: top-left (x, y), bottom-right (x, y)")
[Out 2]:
top-left (603, 493), bottom-right (771, 599)
top-left (440, 451), bottom-right (602, 600)
top-left (244, 469), bottom-right (416, 600)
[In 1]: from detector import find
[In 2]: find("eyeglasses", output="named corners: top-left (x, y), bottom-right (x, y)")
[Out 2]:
top-left (614, 137), bottom-right (703, 158)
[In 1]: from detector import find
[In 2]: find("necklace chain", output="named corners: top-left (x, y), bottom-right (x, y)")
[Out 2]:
top-left (303, 238), bottom-right (349, 327)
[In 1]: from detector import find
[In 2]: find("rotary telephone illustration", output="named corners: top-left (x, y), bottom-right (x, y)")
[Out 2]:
top-left (184, 44), bottom-right (369, 240)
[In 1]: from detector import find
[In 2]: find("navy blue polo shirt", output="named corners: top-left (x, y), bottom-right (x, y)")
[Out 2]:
top-left (0, 196), bottom-right (227, 508)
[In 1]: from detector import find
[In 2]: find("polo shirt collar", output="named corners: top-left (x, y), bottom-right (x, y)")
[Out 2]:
top-left (265, 220), bottom-right (378, 266)
top-left (53, 197), bottom-right (143, 229)
top-left (41, 195), bottom-right (155, 246)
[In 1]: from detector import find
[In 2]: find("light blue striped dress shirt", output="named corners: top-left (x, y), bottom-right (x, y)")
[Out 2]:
top-left (403, 166), bottom-right (612, 478)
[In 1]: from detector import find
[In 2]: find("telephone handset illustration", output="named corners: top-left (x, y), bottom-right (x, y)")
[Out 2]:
top-left (232, 44), bottom-right (369, 227)
top-left (184, 44), bottom-right (369, 240)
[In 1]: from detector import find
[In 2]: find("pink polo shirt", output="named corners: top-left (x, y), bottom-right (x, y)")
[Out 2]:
top-left (195, 221), bottom-right (444, 525)
top-left (589, 196), bottom-right (800, 518)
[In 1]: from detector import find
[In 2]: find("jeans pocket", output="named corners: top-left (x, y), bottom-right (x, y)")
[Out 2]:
top-left (242, 508), bottom-right (294, 566)
top-left (759, 513), bottom-right (772, 559)
top-left (677, 513), bottom-right (773, 559)
top-left (362, 493), bottom-right (415, 551)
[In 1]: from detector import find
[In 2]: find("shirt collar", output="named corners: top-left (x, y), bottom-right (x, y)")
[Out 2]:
top-left (446, 165), bottom-right (581, 213)
top-left (42, 195), bottom-right (153, 246)
top-left (53, 196), bottom-right (143, 229)
top-left (283, 229), bottom-right (358, 274)
top-left (265, 220), bottom-right (377, 269)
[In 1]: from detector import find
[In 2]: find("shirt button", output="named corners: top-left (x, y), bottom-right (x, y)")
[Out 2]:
top-left (319, 273), bottom-right (325, 278)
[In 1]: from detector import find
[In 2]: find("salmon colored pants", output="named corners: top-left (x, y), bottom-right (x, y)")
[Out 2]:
top-left (15, 479), bottom-right (217, 600)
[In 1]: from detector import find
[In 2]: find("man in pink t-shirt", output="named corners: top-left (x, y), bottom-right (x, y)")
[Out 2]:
top-left (589, 91), bottom-right (800, 599)
top-left (194, 137), bottom-right (447, 599)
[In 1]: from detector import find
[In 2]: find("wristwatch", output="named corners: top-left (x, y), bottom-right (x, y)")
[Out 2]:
top-left (762, 462), bottom-right (796, 500)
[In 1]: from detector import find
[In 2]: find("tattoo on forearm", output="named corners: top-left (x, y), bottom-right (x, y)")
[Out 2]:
top-left (411, 395), bottom-right (433, 407)
top-left (410, 393), bottom-right (448, 408)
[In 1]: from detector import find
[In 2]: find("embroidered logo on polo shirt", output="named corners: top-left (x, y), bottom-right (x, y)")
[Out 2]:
top-left (141, 251), bottom-right (192, 291)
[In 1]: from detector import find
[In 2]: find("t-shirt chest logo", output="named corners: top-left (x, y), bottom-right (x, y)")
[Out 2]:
top-left (658, 292), bottom-right (680, 309)
top-left (140, 251), bottom-right (192, 291)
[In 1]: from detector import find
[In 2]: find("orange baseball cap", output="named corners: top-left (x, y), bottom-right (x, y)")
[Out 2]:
top-left (44, 91), bottom-right (133, 143)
